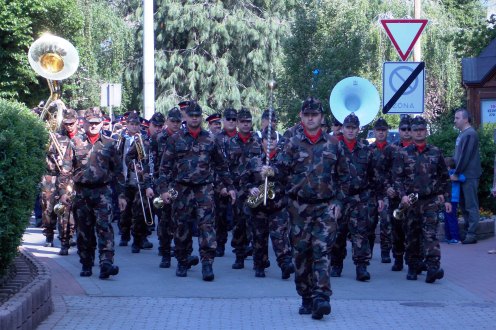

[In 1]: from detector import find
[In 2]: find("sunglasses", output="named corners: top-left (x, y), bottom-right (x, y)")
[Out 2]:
top-left (400, 127), bottom-right (411, 132)
top-left (225, 118), bottom-right (237, 122)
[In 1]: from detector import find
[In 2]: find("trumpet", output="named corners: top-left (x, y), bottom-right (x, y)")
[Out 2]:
top-left (152, 188), bottom-right (178, 209)
top-left (54, 184), bottom-right (74, 216)
top-left (246, 182), bottom-right (276, 208)
top-left (393, 193), bottom-right (419, 220)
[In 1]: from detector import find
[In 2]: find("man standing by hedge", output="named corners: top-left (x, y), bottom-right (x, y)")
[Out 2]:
top-left (59, 107), bottom-right (125, 280)
top-left (452, 108), bottom-right (482, 245)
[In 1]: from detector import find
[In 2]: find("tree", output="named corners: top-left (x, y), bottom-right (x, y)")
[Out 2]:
top-left (126, 0), bottom-right (294, 115)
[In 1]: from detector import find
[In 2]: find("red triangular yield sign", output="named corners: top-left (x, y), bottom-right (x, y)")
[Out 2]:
top-left (381, 19), bottom-right (428, 61)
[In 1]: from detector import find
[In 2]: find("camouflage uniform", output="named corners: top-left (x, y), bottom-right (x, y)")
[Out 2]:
top-left (59, 108), bottom-right (123, 275)
top-left (331, 137), bottom-right (376, 273)
top-left (41, 109), bottom-right (76, 249)
top-left (391, 117), bottom-right (450, 281)
top-left (273, 98), bottom-right (344, 319)
top-left (157, 103), bottom-right (233, 277)
top-left (225, 110), bottom-right (262, 263)
top-left (245, 138), bottom-right (293, 278)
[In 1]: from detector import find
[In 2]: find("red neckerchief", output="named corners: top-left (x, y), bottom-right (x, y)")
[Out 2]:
top-left (67, 131), bottom-right (76, 140)
top-left (303, 126), bottom-right (322, 144)
top-left (344, 138), bottom-right (356, 152)
top-left (87, 132), bottom-right (100, 145)
top-left (225, 129), bottom-right (237, 138)
top-left (402, 140), bottom-right (412, 147)
top-left (337, 134), bottom-right (344, 141)
top-left (238, 132), bottom-right (251, 144)
top-left (188, 127), bottom-right (201, 139)
top-left (415, 142), bottom-right (427, 153)
top-left (166, 128), bottom-right (175, 136)
top-left (376, 141), bottom-right (387, 151)
top-left (269, 149), bottom-right (277, 160)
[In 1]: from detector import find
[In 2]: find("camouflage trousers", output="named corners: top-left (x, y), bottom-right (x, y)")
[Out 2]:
top-left (288, 199), bottom-right (338, 299)
top-left (404, 197), bottom-right (441, 269)
top-left (390, 197), bottom-right (406, 259)
top-left (331, 191), bottom-right (371, 266)
top-left (214, 193), bottom-right (232, 250)
top-left (158, 203), bottom-right (173, 256)
top-left (73, 185), bottom-right (115, 267)
top-left (40, 175), bottom-right (76, 245)
top-left (231, 190), bottom-right (253, 258)
top-left (172, 183), bottom-right (216, 264)
top-left (250, 204), bottom-right (292, 269)
top-left (120, 185), bottom-right (150, 243)
top-left (40, 175), bottom-right (58, 238)
top-left (368, 196), bottom-right (392, 255)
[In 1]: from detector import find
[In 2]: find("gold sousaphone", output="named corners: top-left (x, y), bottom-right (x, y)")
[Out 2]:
top-left (329, 76), bottom-right (380, 127)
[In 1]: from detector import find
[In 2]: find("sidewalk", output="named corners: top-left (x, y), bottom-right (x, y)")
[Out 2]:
top-left (22, 222), bottom-right (496, 330)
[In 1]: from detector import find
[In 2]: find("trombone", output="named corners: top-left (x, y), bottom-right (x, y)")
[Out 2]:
top-left (133, 135), bottom-right (155, 226)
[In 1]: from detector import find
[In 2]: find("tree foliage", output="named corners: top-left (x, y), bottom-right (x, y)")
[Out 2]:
top-left (126, 0), bottom-right (294, 115)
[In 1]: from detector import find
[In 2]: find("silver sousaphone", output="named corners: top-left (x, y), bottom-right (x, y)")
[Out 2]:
top-left (329, 76), bottom-right (380, 127)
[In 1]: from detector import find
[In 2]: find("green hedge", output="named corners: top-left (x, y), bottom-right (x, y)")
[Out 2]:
top-left (429, 117), bottom-right (496, 214)
top-left (0, 99), bottom-right (47, 276)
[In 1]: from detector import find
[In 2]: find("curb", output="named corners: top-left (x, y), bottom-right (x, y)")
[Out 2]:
top-left (0, 249), bottom-right (52, 330)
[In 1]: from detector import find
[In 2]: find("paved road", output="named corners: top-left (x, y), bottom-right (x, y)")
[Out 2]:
top-left (22, 220), bottom-right (496, 329)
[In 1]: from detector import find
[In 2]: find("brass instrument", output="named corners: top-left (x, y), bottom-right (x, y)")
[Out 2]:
top-left (54, 184), bottom-right (74, 216)
top-left (133, 135), bottom-right (155, 226)
top-left (247, 182), bottom-right (276, 208)
top-left (152, 188), bottom-right (178, 209)
top-left (28, 34), bottom-right (79, 166)
top-left (393, 193), bottom-right (419, 220)
top-left (262, 79), bottom-right (277, 206)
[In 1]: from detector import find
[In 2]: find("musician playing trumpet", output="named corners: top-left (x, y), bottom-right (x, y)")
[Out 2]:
top-left (391, 116), bottom-right (451, 283)
top-left (245, 127), bottom-right (294, 279)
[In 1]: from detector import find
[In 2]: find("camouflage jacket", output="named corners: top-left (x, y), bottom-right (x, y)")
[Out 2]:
top-left (282, 122), bottom-right (303, 141)
top-left (224, 133), bottom-right (262, 187)
top-left (157, 128), bottom-right (177, 163)
top-left (368, 142), bottom-right (396, 199)
top-left (45, 131), bottom-right (73, 176)
top-left (59, 133), bottom-right (124, 195)
top-left (157, 127), bottom-right (233, 193)
top-left (391, 143), bottom-right (450, 201)
top-left (274, 131), bottom-right (345, 204)
top-left (125, 132), bottom-right (159, 190)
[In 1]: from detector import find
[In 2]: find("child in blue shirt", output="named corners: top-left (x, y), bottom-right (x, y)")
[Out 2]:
top-left (444, 157), bottom-right (463, 244)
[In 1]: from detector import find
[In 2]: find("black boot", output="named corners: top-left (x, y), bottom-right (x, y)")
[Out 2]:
top-left (187, 255), bottom-right (200, 269)
top-left (312, 296), bottom-right (331, 320)
top-left (159, 256), bottom-right (171, 268)
top-left (417, 261), bottom-right (428, 275)
top-left (391, 257), bottom-right (404, 271)
top-left (215, 244), bottom-right (225, 257)
top-left (425, 268), bottom-right (444, 283)
top-left (356, 265), bottom-right (371, 282)
top-left (176, 263), bottom-right (188, 277)
top-left (281, 262), bottom-right (295, 280)
top-left (406, 265), bottom-right (418, 280)
top-left (330, 265), bottom-right (342, 277)
top-left (58, 246), bottom-right (69, 256)
top-left (232, 256), bottom-right (245, 269)
top-left (80, 265), bottom-right (92, 277)
top-left (202, 262), bottom-right (215, 281)
top-left (119, 235), bottom-right (129, 247)
top-left (131, 241), bottom-right (141, 253)
top-left (381, 251), bottom-right (391, 263)
top-left (141, 237), bottom-right (153, 249)
top-left (299, 298), bottom-right (312, 315)
top-left (99, 262), bottom-right (119, 279)
top-left (44, 236), bottom-right (54, 248)
top-left (254, 267), bottom-right (266, 278)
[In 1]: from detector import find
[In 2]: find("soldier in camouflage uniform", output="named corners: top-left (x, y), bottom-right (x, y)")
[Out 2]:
top-left (330, 113), bottom-right (383, 282)
top-left (388, 116), bottom-right (413, 271)
top-left (156, 108), bottom-right (182, 268)
top-left (245, 127), bottom-right (294, 279)
top-left (226, 108), bottom-right (262, 269)
top-left (125, 112), bottom-right (165, 253)
top-left (264, 97), bottom-right (344, 320)
top-left (59, 107), bottom-right (123, 279)
top-left (368, 118), bottom-right (395, 263)
top-left (41, 101), bottom-right (77, 254)
top-left (158, 101), bottom-right (236, 281)
top-left (391, 116), bottom-right (451, 283)
top-left (213, 108), bottom-right (238, 257)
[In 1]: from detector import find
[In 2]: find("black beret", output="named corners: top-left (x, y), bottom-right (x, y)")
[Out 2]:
top-left (343, 113), bottom-right (360, 128)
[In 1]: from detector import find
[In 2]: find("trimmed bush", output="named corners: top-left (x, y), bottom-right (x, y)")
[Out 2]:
top-left (0, 99), bottom-right (47, 276)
